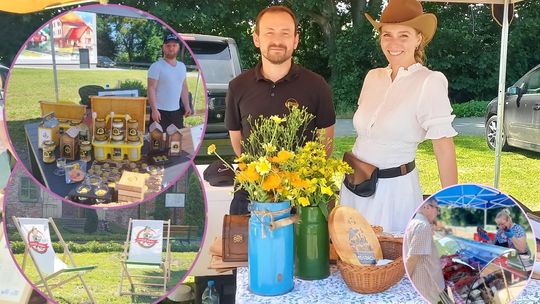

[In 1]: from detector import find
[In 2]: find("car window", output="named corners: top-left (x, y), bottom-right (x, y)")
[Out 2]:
top-left (185, 40), bottom-right (235, 85)
top-left (525, 68), bottom-right (540, 94)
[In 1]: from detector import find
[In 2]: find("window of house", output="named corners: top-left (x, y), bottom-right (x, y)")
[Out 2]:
top-left (19, 176), bottom-right (39, 203)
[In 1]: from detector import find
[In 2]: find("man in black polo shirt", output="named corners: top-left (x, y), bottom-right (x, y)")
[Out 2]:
top-left (225, 5), bottom-right (336, 214)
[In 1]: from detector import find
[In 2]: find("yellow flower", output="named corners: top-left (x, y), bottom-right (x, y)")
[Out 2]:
top-left (263, 143), bottom-right (277, 153)
top-left (262, 173), bottom-right (281, 191)
top-left (270, 115), bottom-right (286, 124)
top-left (236, 163), bottom-right (260, 182)
top-left (255, 158), bottom-right (271, 174)
top-left (298, 197), bottom-right (310, 207)
top-left (321, 185), bottom-right (333, 196)
top-left (207, 144), bottom-right (216, 155)
top-left (234, 153), bottom-right (246, 162)
top-left (270, 150), bottom-right (294, 164)
top-left (238, 163), bottom-right (247, 170)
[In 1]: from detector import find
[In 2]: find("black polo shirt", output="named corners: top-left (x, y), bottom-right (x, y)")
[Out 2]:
top-left (225, 62), bottom-right (335, 140)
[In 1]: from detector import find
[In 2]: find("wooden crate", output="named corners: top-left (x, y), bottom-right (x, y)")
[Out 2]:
top-left (116, 171), bottom-right (148, 193)
top-left (90, 96), bottom-right (147, 132)
top-left (40, 101), bottom-right (87, 121)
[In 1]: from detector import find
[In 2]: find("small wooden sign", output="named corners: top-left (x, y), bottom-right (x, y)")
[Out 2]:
top-left (149, 122), bottom-right (165, 151)
top-left (328, 205), bottom-right (383, 265)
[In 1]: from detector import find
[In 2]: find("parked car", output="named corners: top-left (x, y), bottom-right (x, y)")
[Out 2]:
top-left (97, 56), bottom-right (116, 68)
top-left (180, 34), bottom-right (242, 138)
top-left (485, 64), bottom-right (540, 153)
top-left (0, 64), bottom-right (8, 102)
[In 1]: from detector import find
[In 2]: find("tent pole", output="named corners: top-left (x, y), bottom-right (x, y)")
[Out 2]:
top-left (484, 208), bottom-right (487, 228)
top-left (50, 23), bottom-right (59, 102)
top-left (493, 0), bottom-right (510, 188)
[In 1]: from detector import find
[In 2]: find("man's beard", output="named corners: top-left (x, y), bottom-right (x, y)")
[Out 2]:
top-left (262, 45), bottom-right (293, 65)
top-left (164, 51), bottom-right (178, 60)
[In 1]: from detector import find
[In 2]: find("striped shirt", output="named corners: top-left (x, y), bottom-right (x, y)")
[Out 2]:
top-left (405, 213), bottom-right (445, 304)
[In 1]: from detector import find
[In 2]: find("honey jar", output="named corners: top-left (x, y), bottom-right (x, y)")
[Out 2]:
top-left (127, 119), bottom-right (139, 142)
top-left (95, 118), bottom-right (108, 141)
top-left (79, 140), bottom-right (92, 162)
top-left (112, 118), bottom-right (124, 141)
top-left (42, 140), bottom-right (56, 163)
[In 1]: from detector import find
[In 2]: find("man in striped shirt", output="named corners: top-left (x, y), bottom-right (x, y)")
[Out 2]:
top-left (405, 199), bottom-right (446, 303)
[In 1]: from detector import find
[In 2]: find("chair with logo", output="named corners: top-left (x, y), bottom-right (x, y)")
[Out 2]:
top-left (11, 217), bottom-right (96, 303)
top-left (119, 218), bottom-right (172, 296)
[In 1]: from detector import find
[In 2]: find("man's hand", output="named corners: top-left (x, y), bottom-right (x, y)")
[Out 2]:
top-left (151, 108), bottom-right (161, 123)
top-left (183, 104), bottom-right (192, 117)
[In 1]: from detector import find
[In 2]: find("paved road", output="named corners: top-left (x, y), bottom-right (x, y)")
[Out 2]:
top-left (335, 117), bottom-right (485, 137)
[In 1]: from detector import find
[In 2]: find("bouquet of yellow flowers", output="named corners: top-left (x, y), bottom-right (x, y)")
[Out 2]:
top-left (207, 106), bottom-right (351, 217)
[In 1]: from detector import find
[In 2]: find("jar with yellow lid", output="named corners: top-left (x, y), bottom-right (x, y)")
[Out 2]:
top-left (42, 140), bottom-right (56, 163)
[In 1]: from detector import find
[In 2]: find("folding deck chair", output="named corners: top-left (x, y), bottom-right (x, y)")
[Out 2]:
top-left (119, 218), bottom-right (172, 297)
top-left (12, 217), bottom-right (96, 303)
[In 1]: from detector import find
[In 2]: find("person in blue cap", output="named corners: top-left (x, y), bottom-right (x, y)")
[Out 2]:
top-left (147, 33), bottom-right (192, 130)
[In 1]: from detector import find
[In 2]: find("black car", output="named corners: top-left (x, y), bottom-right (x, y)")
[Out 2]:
top-left (97, 56), bottom-right (116, 68)
top-left (485, 64), bottom-right (540, 153)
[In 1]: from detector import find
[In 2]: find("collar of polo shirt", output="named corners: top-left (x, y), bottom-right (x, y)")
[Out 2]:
top-left (254, 61), bottom-right (301, 83)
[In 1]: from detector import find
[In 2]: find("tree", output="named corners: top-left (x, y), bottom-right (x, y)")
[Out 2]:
top-left (96, 15), bottom-right (117, 58)
top-left (84, 209), bottom-right (98, 233)
top-left (183, 170), bottom-right (205, 234)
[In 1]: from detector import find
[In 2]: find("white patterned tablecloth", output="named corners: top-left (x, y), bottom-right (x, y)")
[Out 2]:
top-left (236, 266), bottom-right (425, 303)
top-left (237, 267), bottom-right (540, 303)
top-left (513, 278), bottom-right (540, 303)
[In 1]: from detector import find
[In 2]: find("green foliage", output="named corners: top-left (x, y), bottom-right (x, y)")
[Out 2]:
top-left (151, 191), bottom-right (170, 220)
top-left (84, 209), bottom-right (99, 234)
top-left (9, 241), bottom-right (124, 254)
top-left (451, 100), bottom-right (489, 118)
top-left (118, 79), bottom-right (147, 96)
top-left (183, 170), bottom-right (205, 234)
top-left (170, 242), bottom-right (201, 252)
top-left (439, 206), bottom-right (530, 229)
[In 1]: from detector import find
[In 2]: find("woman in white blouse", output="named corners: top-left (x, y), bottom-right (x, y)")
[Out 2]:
top-left (340, 0), bottom-right (458, 233)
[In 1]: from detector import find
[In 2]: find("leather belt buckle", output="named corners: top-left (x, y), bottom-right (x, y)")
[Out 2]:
top-left (400, 164), bottom-right (407, 175)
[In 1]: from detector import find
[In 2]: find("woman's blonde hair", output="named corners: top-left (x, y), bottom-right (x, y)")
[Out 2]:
top-left (496, 209), bottom-right (513, 223)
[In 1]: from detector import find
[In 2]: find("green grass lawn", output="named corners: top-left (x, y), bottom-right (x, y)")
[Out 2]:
top-left (4, 67), bottom-right (206, 165)
top-left (333, 135), bottom-right (540, 210)
top-left (15, 251), bottom-right (197, 304)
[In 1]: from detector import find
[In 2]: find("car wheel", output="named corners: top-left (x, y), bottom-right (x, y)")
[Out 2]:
top-left (485, 115), bottom-right (509, 151)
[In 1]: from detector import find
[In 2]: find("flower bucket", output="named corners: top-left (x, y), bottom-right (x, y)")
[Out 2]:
top-left (248, 201), bottom-right (294, 296)
top-left (295, 205), bottom-right (330, 280)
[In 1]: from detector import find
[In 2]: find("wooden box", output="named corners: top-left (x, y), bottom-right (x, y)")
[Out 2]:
top-left (60, 128), bottom-right (79, 160)
top-left (90, 96), bottom-right (147, 133)
top-left (149, 122), bottom-right (166, 151)
top-left (40, 101), bottom-right (86, 121)
top-left (116, 171), bottom-right (148, 193)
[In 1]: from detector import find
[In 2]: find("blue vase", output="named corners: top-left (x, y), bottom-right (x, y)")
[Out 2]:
top-left (248, 201), bottom-right (294, 296)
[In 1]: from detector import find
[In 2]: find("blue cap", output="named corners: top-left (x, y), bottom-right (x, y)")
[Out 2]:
top-left (207, 280), bottom-right (215, 286)
top-left (163, 33), bottom-right (180, 44)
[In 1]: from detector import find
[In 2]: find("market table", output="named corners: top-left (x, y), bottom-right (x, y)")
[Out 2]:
top-left (235, 266), bottom-right (424, 303)
top-left (24, 121), bottom-right (202, 198)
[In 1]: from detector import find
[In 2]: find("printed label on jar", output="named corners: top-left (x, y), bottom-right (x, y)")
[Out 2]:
top-left (96, 127), bottom-right (105, 135)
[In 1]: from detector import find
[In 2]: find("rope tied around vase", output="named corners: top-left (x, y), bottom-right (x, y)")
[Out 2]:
top-left (250, 205), bottom-right (298, 238)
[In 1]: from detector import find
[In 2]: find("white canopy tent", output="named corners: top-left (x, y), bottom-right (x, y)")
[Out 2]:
top-left (420, 0), bottom-right (525, 189)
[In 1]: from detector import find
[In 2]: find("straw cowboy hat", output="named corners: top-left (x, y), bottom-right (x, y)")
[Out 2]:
top-left (365, 0), bottom-right (437, 46)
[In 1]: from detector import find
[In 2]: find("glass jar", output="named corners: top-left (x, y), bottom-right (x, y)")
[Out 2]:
top-left (95, 118), bottom-right (108, 141)
top-left (79, 140), bottom-right (92, 162)
top-left (42, 140), bottom-right (56, 163)
top-left (127, 119), bottom-right (139, 142)
top-left (112, 118), bottom-right (124, 141)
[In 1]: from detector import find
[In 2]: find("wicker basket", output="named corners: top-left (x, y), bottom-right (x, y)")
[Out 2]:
top-left (337, 237), bottom-right (404, 294)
